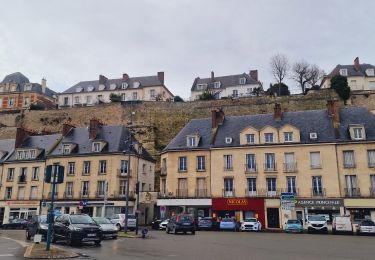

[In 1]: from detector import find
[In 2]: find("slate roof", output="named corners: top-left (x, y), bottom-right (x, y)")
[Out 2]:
top-left (63, 75), bottom-right (164, 94)
top-left (328, 64), bottom-right (375, 77)
top-left (164, 107), bottom-right (375, 151)
top-left (6, 134), bottom-right (62, 161)
top-left (191, 73), bottom-right (260, 91)
top-left (0, 139), bottom-right (15, 162)
top-left (1, 72), bottom-right (57, 98)
top-left (49, 125), bottom-right (155, 162)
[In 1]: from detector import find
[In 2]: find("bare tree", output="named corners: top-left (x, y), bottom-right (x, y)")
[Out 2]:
top-left (308, 65), bottom-right (325, 87)
top-left (270, 54), bottom-right (290, 84)
top-left (292, 60), bottom-right (311, 94)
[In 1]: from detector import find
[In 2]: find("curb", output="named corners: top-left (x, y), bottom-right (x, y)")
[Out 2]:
top-left (24, 243), bottom-right (79, 259)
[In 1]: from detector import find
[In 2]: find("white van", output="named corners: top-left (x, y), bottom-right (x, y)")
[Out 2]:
top-left (332, 216), bottom-right (353, 234)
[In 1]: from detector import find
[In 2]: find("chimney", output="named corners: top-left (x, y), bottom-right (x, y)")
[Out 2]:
top-left (250, 70), bottom-right (258, 81)
top-left (62, 122), bottom-right (75, 136)
top-left (41, 78), bottom-right (47, 93)
top-left (99, 75), bottom-right (108, 85)
top-left (89, 118), bottom-right (104, 140)
top-left (354, 57), bottom-right (360, 71)
top-left (211, 108), bottom-right (225, 129)
top-left (157, 72), bottom-right (164, 84)
top-left (326, 100), bottom-right (340, 138)
top-left (15, 128), bottom-right (30, 148)
top-left (274, 103), bottom-right (282, 121)
top-left (123, 73), bottom-right (129, 81)
top-left (211, 71), bottom-right (214, 81)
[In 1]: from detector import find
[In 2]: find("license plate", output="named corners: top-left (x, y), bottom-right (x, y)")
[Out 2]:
top-left (183, 223), bottom-right (190, 225)
top-left (87, 233), bottom-right (96, 237)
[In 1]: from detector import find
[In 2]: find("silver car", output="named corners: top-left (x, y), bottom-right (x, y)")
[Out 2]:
top-left (93, 217), bottom-right (118, 239)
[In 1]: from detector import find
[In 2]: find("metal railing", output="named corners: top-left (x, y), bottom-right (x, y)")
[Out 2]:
top-left (80, 191), bottom-right (89, 198)
top-left (195, 189), bottom-right (208, 198)
top-left (244, 164), bottom-right (257, 173)
top-left (222, 189), bottom-right (235, 198)
top-left (245, 189), bottom-right (258, 197)
top-left (283, 162), bottom-right (298, 173)
top-left (343, 163), bottom-right (356, 168)
top-left (63, 192), bottom-right (73, 199)
top-left (18, 176), bottom-right (27, 184)
top-left (98, 169), bottom-right (107, 175)
top-left (264, 163), bottom-right (277, 172)
top-left (96, 190), bottom-right (106, 198)
top-left (113, 191), bottom-right (135, 199)
top-left (176, 189), bottom-right (188, 198)
top-left (311, 188), bottom-right (326, 197)
top-left (117, 169), bottom-right (132, 178)
top-left (82, 171), bottom-right (91, 176)
top-left (223, 166), bottom-right (233, 171)
top-left (196, 167), bottom-right (206, 172)
top-left (370, 188), bottom-right (375, 197)
top-left (310, 164), bottom-right (322, 169)
top-left (344, 188), bottom-right (361, 197)
top-left (160, 167), bottom-right (167, 176)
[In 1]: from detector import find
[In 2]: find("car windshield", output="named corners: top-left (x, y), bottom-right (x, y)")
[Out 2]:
top-left (179, 215), bottom-right (193, 222)
top-left (245, 219), bottom-right (257, 222)
top-left (222, 218), bottom-right (234, 222)
top-left (361, 220), bottom-right (375, 226)
top-left (70, 215), bottom-right (95, 224)
top-left (200, 218), bottom-right (212, 222)
top-left (39, 216), bottom-right (47, 223)
top-left (287, 220), bottom-right (300, 224)
top-left (93, 217), bottom-right (112, 224)
top-left (127, 215), bottom-right (136, 219)
top-left (308, 215), bottom-right (326, 221)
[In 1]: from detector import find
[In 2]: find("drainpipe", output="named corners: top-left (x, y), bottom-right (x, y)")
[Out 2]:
top-left (334, 144), bottom-right (343, 214)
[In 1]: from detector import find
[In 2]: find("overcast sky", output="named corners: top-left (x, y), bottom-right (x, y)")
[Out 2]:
top-left (0, 0), bottom-right (374, 98)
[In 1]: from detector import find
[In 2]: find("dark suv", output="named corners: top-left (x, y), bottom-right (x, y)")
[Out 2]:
top-left (166, 214), bottom-right (195, 235)
top-left (53, 214), bottom-right (102, 246)
top-left (26, 215), bottom-right (48, 240)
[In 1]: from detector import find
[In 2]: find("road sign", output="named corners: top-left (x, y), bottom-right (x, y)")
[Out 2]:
top-left (44, 165), bottom-right (64, 184)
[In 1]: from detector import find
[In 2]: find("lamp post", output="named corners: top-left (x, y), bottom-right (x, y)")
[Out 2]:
top-left (123, 136), bottom-right (132, 233)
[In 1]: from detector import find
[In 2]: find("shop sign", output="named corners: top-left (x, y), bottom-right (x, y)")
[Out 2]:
top-left (296, 199), bottom-right (343, 208)
top-left (226, 198), bottom-right (248, 206)
top-left (281, 193), bottom-right (295, 210)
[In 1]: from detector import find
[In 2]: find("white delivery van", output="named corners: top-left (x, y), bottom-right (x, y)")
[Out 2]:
top-left (332, 216), bottom-right (353, 234)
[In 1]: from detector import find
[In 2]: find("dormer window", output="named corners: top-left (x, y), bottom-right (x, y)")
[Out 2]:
top-left (93, 142), bottom-right (101, 152)
top-left (109, 83), bottom-right (117, 90)
top-left (122, 82), bottom-right (128, 89)
top-left (239, 78), bottom-right (246, 85)
top-left (62, 145), bottom-right (71, 155)
top-left (214, 82), bottom-right (221, 89)
top-left (349, 125), bottom-right (365, 140)
top-left (87, 85), bottom-right (94, 92)
top-left (133, 81), bottom-right (140, 88)
top-left (265, 133), bottom-right (274, 143)
top-left (187, 136), bottom-right (198, 147)
top-left (24, 84), bottom-right (32, 91)
top-left (196, 84), bottom-right (206, 91)
top-left (17, 151), bottom-right (23, 160)
top-left (353, 128), bottom-right (364, 140)
top-left (225, 137), bottom-right (233, 144)
top-left (98, 84), bottom-right (105, 91)
top-left (339, 69), bottom-right (348, 76)
top-left (284, 132), bottom-right (293, 142)
top-left (30, 150), bottom-right (36, 159)
top-left (76, 86), bottom-right (83, 92)
top-left (366, 69), bottom-right (375, 76)
top-left (246, 134), bottom-right (255, 144)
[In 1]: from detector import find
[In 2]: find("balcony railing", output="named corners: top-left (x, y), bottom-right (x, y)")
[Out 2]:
top-left (47, 192), bottom-right (58, 199)
top-left (244, 164), bottom-right (257, 173)
top-left (343, 163), bottom-right (356, 169)
top-left (18, 176), bottom-right (27, 184)
top-left (63, 192), bottom-right (73, 199)
top-left (113, 191), bottom-right (135, 199)
top-left (311, 188), bottom-right (326, 197)
top-left (222, 189), bottom-right (235, 198)
top-left (98, 170), bottom-right (107, 175)
top-left (283, 162), bottom-right (298, 173)
top-left (196, 167), bottom-right (206, 172)
top-left (117, 169), bottom-right (132, 178)
top-left (96, 190), bottom-right (106, 198)
top-left (176, 189), bottom-right (188, 198)
top-left (370, 188), bottom-right (375, 197)
top-left (160, 167), bottom-right (167, 176)
top-left (310, 164), bottom-right (322, 169)
top-left (264, 163), bottom-right (277, 172)
top-left (223, 166), bottom-right (233, 171)
top-left (344, 188), bottom-right (361, 197)
top-left (245, 189), bottom-right (258, 197)
top-left (80, 191), bottom-right (89, 198)
top-left (368, 163), bottom-right (375, 168)
top-left (82, 171), bottom-right (91, 176)
top-left (4, 195), bottom-right (12, 200)
top-left (195, 189), bottom-right (208, 198)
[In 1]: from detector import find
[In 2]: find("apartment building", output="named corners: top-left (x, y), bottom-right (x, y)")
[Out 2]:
top-left (0, 120), bottom-right (156, 225)
top-left (190, 70), bottom-right (262, 101)
top-left (158, 102), bottom-right (375, 229)
top-left (58, 72), bottom-right (174, 107)
top-left (0, 72), bottom-right (57, 110)
top-left (320, 57), bottom-right (375, 91)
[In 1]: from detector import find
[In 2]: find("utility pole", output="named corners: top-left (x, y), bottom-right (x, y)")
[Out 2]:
top-left (102, 181), bottom-right (108, 218)
top-left (135, 145), bottom-right (141, 235)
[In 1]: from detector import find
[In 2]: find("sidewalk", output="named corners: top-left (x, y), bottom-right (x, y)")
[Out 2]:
top-left (24, 243), bottom-right (78, 259)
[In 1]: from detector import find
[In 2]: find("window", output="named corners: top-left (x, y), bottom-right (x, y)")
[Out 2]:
top-left (312, 176), bottom-right (323, 196)
top-left (99, 160), bottom-right (107, 174)
top-left (86, 96), bottom-right (92, 104)
top-left (246, 154), bottom-right (256, 172)
top-left (122, 82), bottom-right (128, 89)
top-left (0, 98), bottom-right (2, 108)
top-left (178, 157), bottom-right (187, 172)
top-left (81, 181), bottom-right (89, 197)
top-left (214, 82), bottom-right (221, 89)
top-left (6, 168), bottom-right (14, 181)
top-left (23, 96), bottom-right (30, 106)
top-left (142, 164), bottom-right (146, 174)
top-left (121, 93), bottom-right (126, 101)
top-left (17, 151), bottom-right (23, 160)
top-left (225, 137), bottom-right (232, 144)
top-left (5, 187), bottom-right (12, 199)
top-left (366, 68), bottom-right (374, 76)
top-left (74, 96), bottom-right (80, 104)
top-left (97, 181), bottom-right (106, 197)
top-left (62, 145), bottom-right (70, 155)
top-left (353, 128), bottom-right (364, 140)
top-left (150, 89), bottom-right (156, 98)
top-left (196, 178), bottom-right (206, 197)
top-left (284, 132), bottom-right (293, 142)
top-left (371, 175), bottom-right (375, 196)
top-left (339, 68), bottom-right (348, 76)
top-left (196, 84), bottom-right (206, 91)
top-left (30, 186), bottom-right (37, 199)
top-left (345, 175), bottom-right (358, 197)
top-left (264, 133), bottom-right (273, 143)
top-left (24, 84), bottom-right (32, 91)
top-left (239, 78), bottom-right (246, 85)
top-left (8, 98), bottom-right (14, 107)
top-left (284, 153), bottom-right (296, 172)
top-left (266, 178), bottom-right (277, 196)
top-left (63, 97), bottom-right (69, 106)
top-left (247, 178), bottom-right (257, 196)
top-left (68, 162), bottom-right (75, 175)
top-left (93, 142), bottom-right (101, 152)
top-left (343, 150), bottom-right (355, 168)
top-left (119, 180), bottom-right (127, 196)
top-left (187, 136), bottom-right (196, 147)
top-left (18, 187), bottom-right (25, 199)
top-left (265, 153), bottom-right (276, 171)
top-left (286, 177), bottom-right (296, 194)
top-left (65, 182), bottom-right (73, 197)
top-left (132, 92), bottom-right (138, 100)
top-left (232, 89), bottom-right (238, 97)
top-left (177, 178), bottom-right (188, 197)
top-left (30, 150), bottom-right (36, 159)
top-left (224, 178), bottom-right (234, 197)
top-left (368, 150), bottom-right (375, 167)
top-left (83, 161), bottom-right (91, 175)
top-left (310, 152), bottom-right (321, 169)
top-left (197, 156), bottom-right (206, 171)
top-left (224, 155), bottom-right (233, 170)
top-left (246, 134), bottom-right (255, 144)
top-left (19, 168), bottom-right (27, 183)
top-left (120, 160), bottom-right (128, 174)
top-left (31, 167), bottom-right (39, 180)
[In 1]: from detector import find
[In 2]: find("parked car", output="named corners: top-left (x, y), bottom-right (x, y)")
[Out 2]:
top-left (166, 214), bottom-right (195, 235)
top-left (219, 218), bottom-right (239, 232)
top-left (159, 219), bottom-right (169, 230)
top-left (26, 215), bottom-right (48, 240)
top-left (109, 214), bottom-right (137, 231)
top-left (240, 218), bottom-right (262, 232)
top-left (151, 219), bottom-right (162, 230)
top-left (332, 216), bottom-right (353, 235)
top-left (93, 217), bottom-right (118, 239)
top-left (357, 220), bottom-right (375, 235)
top-left (2, 218), bottom-right (28, 229)
top-left (53, 214), bottom-right (102, 246)
top-left (307, 215), bottom-right (328, 234)
top-left (198, 217), bottom-right (218, 231)
top-left (284, 219), bottom-right (303, 233)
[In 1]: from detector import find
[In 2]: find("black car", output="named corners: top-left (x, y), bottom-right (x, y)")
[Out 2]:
top-left (26, 215), bottom-right (48, 240)
top-left (53, 214), bottom-right (102, 246)
top-left (151, 219), bottom-right (162, 230)
top-left (166, 214), bottom-right (195, 235)
top-left (2, 218), bottom-right (28, 229)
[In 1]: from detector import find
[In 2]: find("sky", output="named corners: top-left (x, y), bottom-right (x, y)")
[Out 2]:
top-left (0, 0), bottom-right (374, 99)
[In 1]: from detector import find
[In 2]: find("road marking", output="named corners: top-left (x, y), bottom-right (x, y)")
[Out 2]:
top-left (0, 254), bottom-right (15, 257)
top-left (0, 236), bottom-right (30, 247)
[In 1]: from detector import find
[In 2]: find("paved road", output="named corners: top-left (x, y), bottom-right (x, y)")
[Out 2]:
top-left (0, 236), bottom-right (26, 260)
top-left (1, 229), bottom-right (375, 260)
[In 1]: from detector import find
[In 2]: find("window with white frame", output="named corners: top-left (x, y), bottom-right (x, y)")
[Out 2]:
top-left (339, 68), bottom-right (348, 76)
top-left (196, 84), bottom-right (206, 91)
top-left (368, 150), bottom-right (375, 167)
top-left (310, 152), bottom-right (321, 168)
top-left (119, 180), bottom-right (127, 195)
top-left (23, 96), bottom-right (30, 106)
top-left (31, 167), bottom-right (39, 180)
top-left (74, 96), bottom-right (80, 104)
top-left (8, 98), bottom-right (14, 107)
top-left (93, 142), bottom-right (101, 152)
top-left (286, 176), bottom-right (296, 194)
top-left (265, 153), bottom-right (276, 171)
top-left (63, 97), bottom-right (69, 106)
top-left (65, 182), bottom-right (73, 197)
top-left (343, 150), bottom-right (356, 168)
top-left (5, 187), bottom-right (12, 199)
top-left (86, 96), bottom-right (92, 104)
top-left (17, 151), bottom-right (23, 160)
top-left (30, 186), bottom-right (37, 199)
top-left (83, 161), bottom-right (91, 175)
top-left (150, 89), bottom-right (156, 98)
top-left (68, 162), bottom-right (75, 175)
top-left (246, 134), bottom-right (255, 144)
top-left (266, 178), bottom-right (277, 196)
top-left (62, 145), bottom-right (70, 155)
top-left (284, 132), bottom-right (293, 142)
top-left (97, 181), bottom-right (106, 196)
top-left (19, 167), bottom-right (27, 182)
top-left (99, 160), bottom-right (107, 174)
top-left (239, 78), bottom-right (246, 85)
top-left (312, 176), bottom-right (323, 196)
top-left (224, 178), bottom-right (234, 197)
top-left (120, 160), bottom-right (128, 174)
top-left (223, 155), bottom-right (233, 170)
top-left (30, 150), bottom-right (36, 159)
top-left (178, 157), bottom-right (187, 172)
top-left (121, 93), bottom-right (126, 101)
top-left (214, 82), bottom-right (221, 89)
top-left (197, 156), bottom-right (205, 171)
top-left (81, 181), bottom-right (89, 196)
top-left (7, 168), bottom-right (14, 181)
top-left (353, 128), bottom-right (364, 140)
top-left (247, 178), bottom-right (257, 195)
top-left (132, 92), bottom-right (138, 100)
top-left (264, 133), bottom-right (274, 143)
top-left (232, 89), bottom-right (238, 97)
top-left (187, 136), bottom-right (197, 147)
top-left (246, 154), bottom-right (256, 171)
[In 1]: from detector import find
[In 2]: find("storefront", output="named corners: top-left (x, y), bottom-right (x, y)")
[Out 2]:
top-left (2, 200), bottom-right (40, 224)
top-left (344, 199), bottom-right (375, 222)
top-left (211, 198), bottom-right (265, 227)
top-left (157, 198), bottom-right (212, 220)
top-left (295, 199), bottom-right (344, 224)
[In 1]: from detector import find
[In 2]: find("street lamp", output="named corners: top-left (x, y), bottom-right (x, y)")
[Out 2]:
top-left (123, 136), bottom-right (132, 233)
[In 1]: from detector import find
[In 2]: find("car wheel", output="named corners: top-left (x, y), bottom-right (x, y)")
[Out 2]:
top-left (113, 236), bottom-right (118, 240)
top-left (191, 230), bottom-right (195, 235)
top-left (166, 227), bottom-right (169, 234)
top-left (95, 240), bottom-right (101, 246)
top-left (66, 233), bottom-right (74, 246)
top-left (26, 230), bottom-right (31, 240)
top-left (173, 227), bottom-right (177, 235)
top-left (116, 224), bottom-right (121, 231)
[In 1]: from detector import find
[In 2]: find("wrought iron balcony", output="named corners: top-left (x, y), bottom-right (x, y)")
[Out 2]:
top-left (344, 188), bottom-right (361, 197)
top-left (63, 192), bottom-right (73, 199)
top-left (222, 189), bottom-right (235, 198)
top-left (264, 163), bottom-right (277, 172)
top-left (176, 189), bottom-right (188, 198)
top-left (160, 167), bottom-right (167, 176)
top-left (195, 189), bottom-right (208, 198)
top-left (117, 169), bottom-right (132, 178)
top-left (283, 162), bottom-right (298, 173)
top-left (311, 188), bottom-right (326, 197)
top-left (244, 164), bottom-right (257, 173)
top-left (343, 163), bottom-right (356, 169)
